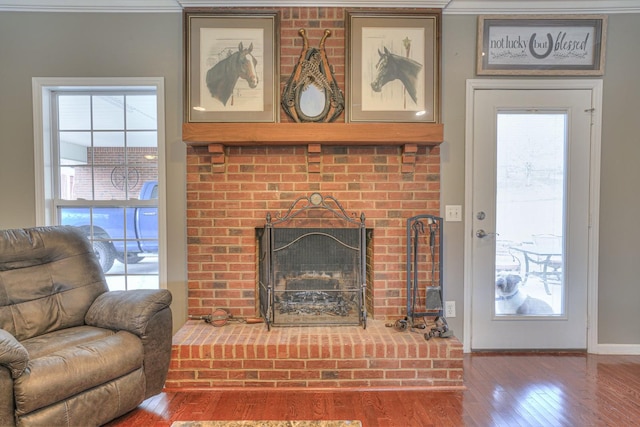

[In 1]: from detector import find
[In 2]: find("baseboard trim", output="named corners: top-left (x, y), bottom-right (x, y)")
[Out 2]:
top-left (593, 343), bottom-right (640, 355)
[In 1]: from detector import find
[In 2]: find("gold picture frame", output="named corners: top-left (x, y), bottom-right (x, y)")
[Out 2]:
top-left (184, 10), bottom-right (279, 123)
top-left (346, 10), bottom-right (441, 123)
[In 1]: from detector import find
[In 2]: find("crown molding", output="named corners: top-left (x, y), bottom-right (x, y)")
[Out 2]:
top-left (0, 0), bottom-right (182, 12)
top-left (177, 0), bottom-right (451, 8)
top-left (443, 0), bottom-right (640, 14)
top-left (1, 0), bottom-right (640, 13)
top-left (0, 0), bottom-right (451, 12)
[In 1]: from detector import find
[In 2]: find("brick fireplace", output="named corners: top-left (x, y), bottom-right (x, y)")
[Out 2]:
top-left (167, 6), bottom-right (462, 390)
top-left (185, 143), bottom-right (439, 320)
top-left (184, 7), bottom-right (442, 321)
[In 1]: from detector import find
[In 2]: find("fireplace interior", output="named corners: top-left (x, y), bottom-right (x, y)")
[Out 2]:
top-left (258, 193), bottom-right (366, 329)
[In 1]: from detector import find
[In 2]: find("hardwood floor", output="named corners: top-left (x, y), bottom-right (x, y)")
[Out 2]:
top-left (107, 353), bottom-right (640, 427)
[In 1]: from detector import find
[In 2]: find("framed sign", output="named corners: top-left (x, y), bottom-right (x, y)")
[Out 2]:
top-left (346, 10), bottom-right (441, 123)
top-left (184, 11), bottom-right (279, 123)
top-left (477, 15), bottom-right (607, 76)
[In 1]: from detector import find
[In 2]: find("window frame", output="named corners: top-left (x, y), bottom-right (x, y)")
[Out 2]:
top-left (32, 77), bottom-right (167, 290)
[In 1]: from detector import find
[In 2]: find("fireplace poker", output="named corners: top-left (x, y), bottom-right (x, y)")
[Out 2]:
top-left (189, 308), bottom-right (264, 327)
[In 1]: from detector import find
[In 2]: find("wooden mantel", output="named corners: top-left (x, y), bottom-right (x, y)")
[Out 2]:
top-left (182, 122), bottom-right (444, 146)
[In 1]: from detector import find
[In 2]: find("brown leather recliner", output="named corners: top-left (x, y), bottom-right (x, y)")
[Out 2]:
top-left (0, 226), bottom-right (173, 427)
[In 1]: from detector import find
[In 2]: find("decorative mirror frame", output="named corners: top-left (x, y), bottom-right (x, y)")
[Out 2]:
top-left (281, 29), bottom-right (345, 123)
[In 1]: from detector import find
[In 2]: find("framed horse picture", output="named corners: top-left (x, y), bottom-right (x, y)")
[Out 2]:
top-left (184, 11), bottom-right (279, 123)
top-left (346, 10), bottom-right (441, 123)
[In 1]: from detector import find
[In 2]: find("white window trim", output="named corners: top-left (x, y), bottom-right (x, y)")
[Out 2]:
top-left (32, 77), bottom-right (168, 290)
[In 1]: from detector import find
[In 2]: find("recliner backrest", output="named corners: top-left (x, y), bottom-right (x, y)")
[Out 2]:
top-left (0, 226), bottom-right (108, 341)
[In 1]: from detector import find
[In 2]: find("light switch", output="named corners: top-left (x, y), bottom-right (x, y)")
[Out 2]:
top-left (445, 205), bottom-right (462, 222)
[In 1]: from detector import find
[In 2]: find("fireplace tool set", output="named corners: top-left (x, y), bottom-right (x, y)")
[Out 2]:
top-left (389, 214), bottom-right (453, 340)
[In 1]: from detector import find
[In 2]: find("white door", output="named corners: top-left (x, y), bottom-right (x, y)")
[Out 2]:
top-left (466, 80), bottom-right (601, 350)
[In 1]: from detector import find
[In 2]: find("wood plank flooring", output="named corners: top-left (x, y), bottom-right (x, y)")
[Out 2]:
top-left (106, 353), bottom-right (640, 427)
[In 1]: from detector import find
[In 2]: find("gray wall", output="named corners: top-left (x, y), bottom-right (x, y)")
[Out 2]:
top-left (0, 12), bottom-right (187, 332)
top-left (0, 11), bottom-right (638, 345)
top-left (592, 13), bottom-right (640, 344)
top-left (440, 14), bottom-right (640, 346)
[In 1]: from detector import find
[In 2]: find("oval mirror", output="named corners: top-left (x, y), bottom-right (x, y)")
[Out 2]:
top-left (298, 85), bottom-right (326, 119)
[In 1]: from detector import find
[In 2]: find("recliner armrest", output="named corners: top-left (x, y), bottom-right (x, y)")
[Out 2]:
top-left (0, 329), bottom-right (29, 378)
top-left (85, 289), bottom-right (172, 337)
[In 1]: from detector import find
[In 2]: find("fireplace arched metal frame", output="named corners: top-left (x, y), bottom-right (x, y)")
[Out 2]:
top-left (258, 193), bottom-right (367, 330)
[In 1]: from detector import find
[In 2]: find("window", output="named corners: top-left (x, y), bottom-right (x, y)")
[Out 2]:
top-left (33, 78), bottom-right (166, 291)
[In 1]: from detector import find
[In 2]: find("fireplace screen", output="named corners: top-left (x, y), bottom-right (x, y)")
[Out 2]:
top-left (258, 193), bottom-right (366, 329)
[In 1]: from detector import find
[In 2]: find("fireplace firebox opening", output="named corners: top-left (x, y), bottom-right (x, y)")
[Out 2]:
top-left (258, 193), bottom-right (367, 329)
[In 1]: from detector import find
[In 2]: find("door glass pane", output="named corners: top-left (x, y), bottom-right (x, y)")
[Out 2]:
top-left (495, 113), bottom-right (565, 317)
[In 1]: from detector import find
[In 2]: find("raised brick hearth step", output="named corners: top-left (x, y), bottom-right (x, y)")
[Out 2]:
top-left (166, 319), bottom-right (463, 390)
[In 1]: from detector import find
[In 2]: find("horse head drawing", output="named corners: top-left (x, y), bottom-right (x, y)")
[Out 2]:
top-left (371, 46), bottom-right (423, 104)
top-left (206, 42), bottom-right (259, 106)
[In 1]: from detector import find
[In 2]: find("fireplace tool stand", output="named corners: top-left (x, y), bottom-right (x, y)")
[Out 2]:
top-left (393, 214), bottom-right (452, 339)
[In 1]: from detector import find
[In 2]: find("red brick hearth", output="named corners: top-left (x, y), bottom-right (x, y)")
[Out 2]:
top-left (166, 320), bottom-right (463, 390)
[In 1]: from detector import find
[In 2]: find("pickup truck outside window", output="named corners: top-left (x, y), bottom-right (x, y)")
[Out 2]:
top-left (59, 180), bottom-right (159, 273)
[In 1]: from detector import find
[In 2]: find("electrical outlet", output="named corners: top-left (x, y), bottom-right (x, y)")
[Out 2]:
top-left (445, 301), bottom-right (456, 318)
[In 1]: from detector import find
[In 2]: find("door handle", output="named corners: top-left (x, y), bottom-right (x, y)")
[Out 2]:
top-left (476, 229), bottom-right (498, 238)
